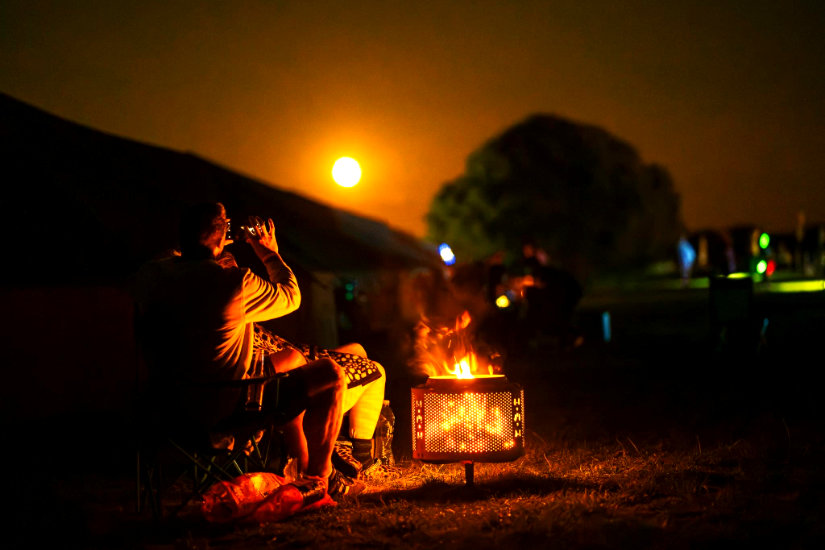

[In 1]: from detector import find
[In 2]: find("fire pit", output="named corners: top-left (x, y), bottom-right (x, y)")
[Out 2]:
top-left (412, 374), bottom-right (525, 485)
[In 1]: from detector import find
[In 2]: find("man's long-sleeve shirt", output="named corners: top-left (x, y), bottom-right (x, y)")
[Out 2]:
top-left (134, 250), bottom-right (300, 387)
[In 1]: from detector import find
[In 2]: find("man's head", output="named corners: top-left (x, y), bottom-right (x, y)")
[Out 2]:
top-left (179, 201), bottom-right (229, 258)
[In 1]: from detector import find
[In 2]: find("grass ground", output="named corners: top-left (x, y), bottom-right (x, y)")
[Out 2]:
top-left (9, 285), bottom-right (825, 549)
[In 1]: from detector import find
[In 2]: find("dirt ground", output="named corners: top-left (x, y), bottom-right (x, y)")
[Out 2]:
top-left (6, 284), bottom-right (824, 549)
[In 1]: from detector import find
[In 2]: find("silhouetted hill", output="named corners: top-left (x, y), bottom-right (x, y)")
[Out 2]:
top-left (0, 92), bottom-right (439, 286)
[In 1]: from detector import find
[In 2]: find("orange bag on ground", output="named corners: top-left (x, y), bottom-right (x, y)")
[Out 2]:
top-left (201, 472), bottom-right (286, 523)
top-left (250, 484), bottom-right (335, 524)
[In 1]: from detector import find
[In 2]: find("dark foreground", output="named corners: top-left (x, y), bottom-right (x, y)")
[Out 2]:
top-left (8, 284), bottom-right (825, 549)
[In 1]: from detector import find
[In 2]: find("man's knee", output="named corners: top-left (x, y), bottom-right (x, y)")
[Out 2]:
top-left (335, 342), bottom-right (367, 357)
top-left (321, 357), bottom-right (346, 388)
top-left (270, 348), bottom-right (306, 373)
top-left (373, 361), bottom-right (386, 386)
top-left (302, 357), bottom-right (345, 396)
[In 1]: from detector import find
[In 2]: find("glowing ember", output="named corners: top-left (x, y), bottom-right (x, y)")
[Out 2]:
top-left (436, 392), bottom-right (507, 451)
top-left (412, 376), bottom-right (525, 462)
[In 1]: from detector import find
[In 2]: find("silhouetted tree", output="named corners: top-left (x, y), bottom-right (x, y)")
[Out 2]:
top-left (426, 114), bottom-right (684, 281)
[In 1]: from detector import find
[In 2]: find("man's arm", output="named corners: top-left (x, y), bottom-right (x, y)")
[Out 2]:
top-left (241, 217), bottom-right (301, 322)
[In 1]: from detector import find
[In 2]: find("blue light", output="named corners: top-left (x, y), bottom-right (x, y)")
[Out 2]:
top-left (438, 243), bottom-right (456, 266)
top-left (602, 311), bottom-right (612, 343)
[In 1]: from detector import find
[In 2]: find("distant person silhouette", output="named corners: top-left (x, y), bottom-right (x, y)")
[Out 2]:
top-left (678, 235), bottom-right (696, 288)
top-left (515, 240), bottom-right (583, 350)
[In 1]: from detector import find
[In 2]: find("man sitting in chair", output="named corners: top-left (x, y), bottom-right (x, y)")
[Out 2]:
top-left (216, 250), bottom-right (387, 483)
top-left (135, 201), bottom-right (353, 505)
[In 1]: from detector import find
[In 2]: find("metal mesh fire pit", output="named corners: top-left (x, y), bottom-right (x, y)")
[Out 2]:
top-left (411, 374), bottom-right (525, 485)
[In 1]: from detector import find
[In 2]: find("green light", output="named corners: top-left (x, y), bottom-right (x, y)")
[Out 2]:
top-left (767, 280), bottom-right (825, 293)
top-left (759, 232), bottom-right (770, 249)
top-left (756, 259), bottom-right (767, 274)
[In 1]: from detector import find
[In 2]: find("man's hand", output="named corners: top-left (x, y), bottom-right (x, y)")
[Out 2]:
top-left (244, 216), bottom-right (280, 255)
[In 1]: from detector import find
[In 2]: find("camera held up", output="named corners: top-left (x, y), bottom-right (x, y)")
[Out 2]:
top-left (228, 215), bottom-right (265, 242)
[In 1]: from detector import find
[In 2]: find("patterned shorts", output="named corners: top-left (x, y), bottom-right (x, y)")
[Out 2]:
top-left (253, 325), bottom-right (382, 389)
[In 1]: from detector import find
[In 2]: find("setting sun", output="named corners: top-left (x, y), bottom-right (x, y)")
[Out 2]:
top-left (332, 157), bottom-right (361, 187)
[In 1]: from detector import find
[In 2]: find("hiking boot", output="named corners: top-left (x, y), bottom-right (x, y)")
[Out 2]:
top-left (290, 475), bottom-right (328, 508)
top-left (361, 457), bottom-right (403, 480)
top-left (327, 467), bottom-right (365, 499)
top-left (332, 440), bottom-right (362, 478)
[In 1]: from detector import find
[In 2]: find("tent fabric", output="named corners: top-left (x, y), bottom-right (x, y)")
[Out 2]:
top-left (1, 93), bottom-right (441, 285)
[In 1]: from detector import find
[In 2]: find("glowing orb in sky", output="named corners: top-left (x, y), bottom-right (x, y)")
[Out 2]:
top-left (332, 157), bottom-right (361, 187)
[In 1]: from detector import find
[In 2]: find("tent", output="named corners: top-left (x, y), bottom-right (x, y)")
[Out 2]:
top-left (0, 93), bottom-right (441, 422)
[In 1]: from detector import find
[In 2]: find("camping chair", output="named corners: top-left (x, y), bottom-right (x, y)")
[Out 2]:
top-left (131, 302), bottom-right (290, 520)
top-left (135, 373), bottom-right (288, 521)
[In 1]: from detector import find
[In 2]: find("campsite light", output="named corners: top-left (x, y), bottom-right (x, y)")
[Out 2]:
top-left (766, 279), bottom-right (825, 292)
top-left (602, 311), bottom-right (612, 343)
top-left (438, 243), bottom-right (456, 266)
top-left (495, 294), bottom-right (510, 309)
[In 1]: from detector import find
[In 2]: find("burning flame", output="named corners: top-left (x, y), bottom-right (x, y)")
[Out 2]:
top-left (412, 310), bottom-right (499, 379)
top-left (451, 357), bottom-right (474, 378)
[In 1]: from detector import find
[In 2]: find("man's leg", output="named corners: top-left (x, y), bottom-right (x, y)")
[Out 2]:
top-left (267, 347), bottom-right (311, 474)
top-left (300, 358), bottom-right (345, 480)
top-left (329, 343), bottom-right (385, 468)
top-left (269, 340), bottom-right (382, 480)
top-left (341, 362), bottom-right (386, 465)
top-left (268, 347), bottom-right (307, 374)
top-left (335, 342), bottom-right (367, 357)
top-left (266, 357), bottom-right (345, 483)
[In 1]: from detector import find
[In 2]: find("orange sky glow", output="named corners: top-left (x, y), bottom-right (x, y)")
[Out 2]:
top-left (2, 1), bottom-right (824, 238)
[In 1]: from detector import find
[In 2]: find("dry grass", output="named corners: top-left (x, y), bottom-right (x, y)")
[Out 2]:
top-left (150, 380), bottom-right (823, 550)
top-left (190, 437), bottom-right (814, 550)
top-left (26, 364), bottom-right (824, 550)
top-left (12, 289), bottom-right (825, 549)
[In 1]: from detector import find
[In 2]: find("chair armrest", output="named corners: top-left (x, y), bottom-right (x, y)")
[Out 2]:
top-left (188, 372), bottom-right (287, 389)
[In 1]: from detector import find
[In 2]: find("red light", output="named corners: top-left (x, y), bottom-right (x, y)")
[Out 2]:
top-left (766, 259), bottom-right (776, 277)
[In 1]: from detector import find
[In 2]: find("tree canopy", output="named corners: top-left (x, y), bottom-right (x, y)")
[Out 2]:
top-left (426, 114), bottom-right (684, 280)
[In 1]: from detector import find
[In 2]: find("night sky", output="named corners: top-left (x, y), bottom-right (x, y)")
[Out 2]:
top-left (2, 1), bottom-right (824, 238)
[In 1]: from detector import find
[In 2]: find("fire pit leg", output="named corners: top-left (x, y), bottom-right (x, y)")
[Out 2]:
top-left (463, 461), bottom-right (474, 487)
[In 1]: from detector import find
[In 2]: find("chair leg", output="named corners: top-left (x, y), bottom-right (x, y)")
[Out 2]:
top-left (139, 427), bottom-right (288, 520)
top-left (247, 430), bottom-right (268, 471)
top-left (136, 446), bottom-right (163, 521)
top-left (136, 448), bottom-right (142, 514)
top-left (244, 426), bottom-right (287, 474)
top-left (171, 443), bottom-right (240, 511)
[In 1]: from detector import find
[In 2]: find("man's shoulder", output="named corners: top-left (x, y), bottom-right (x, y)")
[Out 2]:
top-left (237, 265), bottom-right (269, 286)
top-left (135, 256), bottom-right (188, 285)
top-left (137, 255), bottom-right (176, 273)
top-left (136, 257), bottom-right (244, 291)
